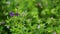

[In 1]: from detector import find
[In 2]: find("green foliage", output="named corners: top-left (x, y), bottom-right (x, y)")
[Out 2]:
top-left (0, 0), bottom-right (60, 34)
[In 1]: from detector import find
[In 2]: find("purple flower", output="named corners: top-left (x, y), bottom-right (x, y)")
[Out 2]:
top-left (9, 12), bottom-right (14, 17)
top-left (15, 12), bottom-right (19, 16)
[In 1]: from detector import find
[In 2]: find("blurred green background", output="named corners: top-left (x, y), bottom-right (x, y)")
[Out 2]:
top-left (0, 0), bottom-right (60, 34)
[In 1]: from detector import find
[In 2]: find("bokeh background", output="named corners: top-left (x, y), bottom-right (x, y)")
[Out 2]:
top-left (0, 0), bottom-right (60, 34)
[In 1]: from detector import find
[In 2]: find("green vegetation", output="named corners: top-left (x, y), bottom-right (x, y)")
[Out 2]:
top-left (0, 0), bottom-right (60, 34)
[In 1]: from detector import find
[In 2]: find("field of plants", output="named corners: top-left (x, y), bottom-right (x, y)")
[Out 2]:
top-left (0, 0), bottom-right (60, 34)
